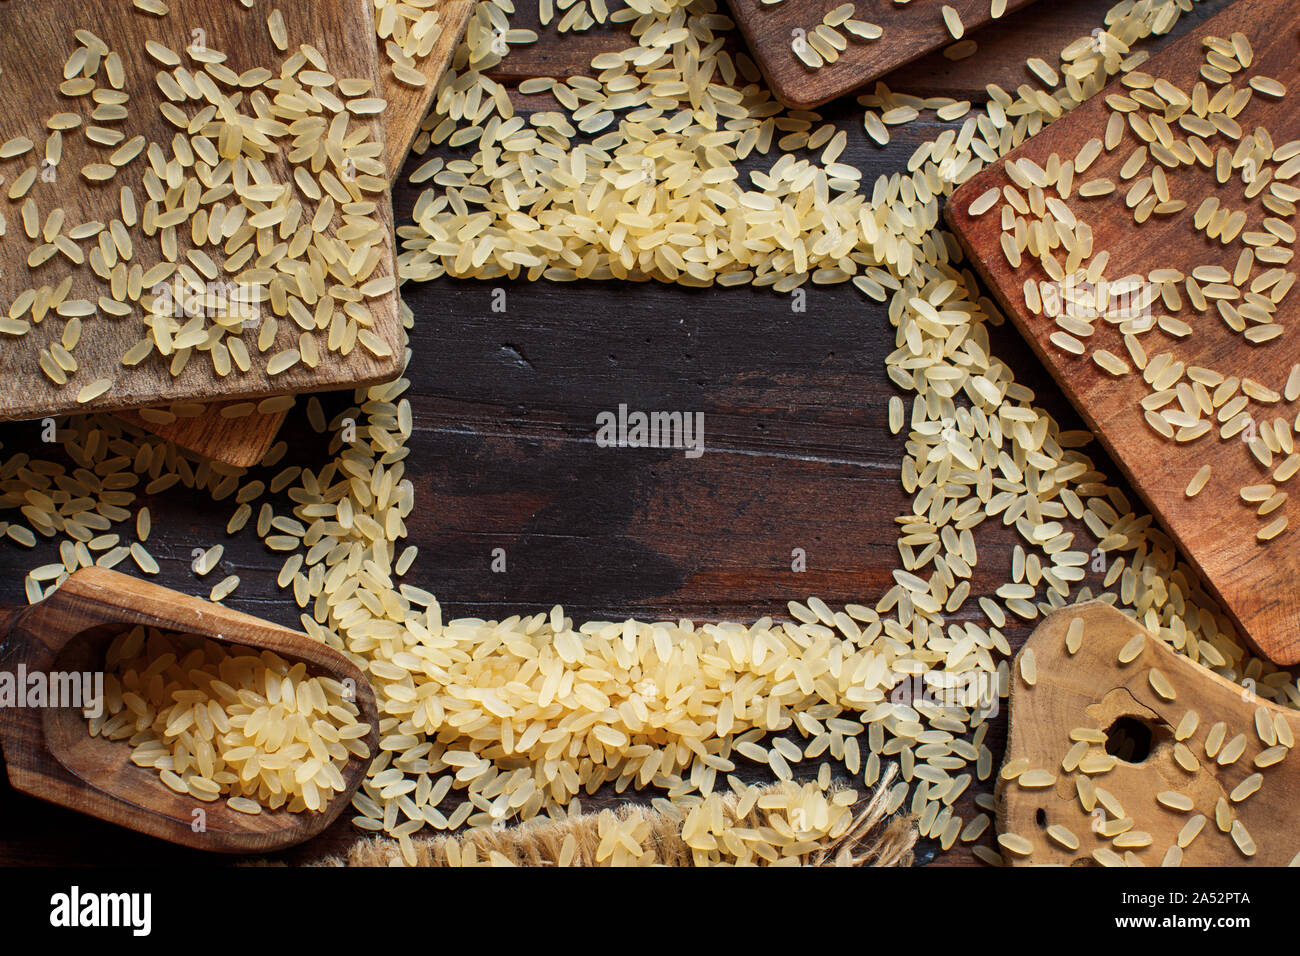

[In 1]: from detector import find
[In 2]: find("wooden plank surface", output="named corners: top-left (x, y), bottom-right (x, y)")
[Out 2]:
top-left (0, 0), bottom-right (403, 422)
top-left (0, 0), bottom-right (1238, 867)
top-left (724, 0), bottom-right (1040, 109)
top-left (947, 0), bottom-right (1300, 663)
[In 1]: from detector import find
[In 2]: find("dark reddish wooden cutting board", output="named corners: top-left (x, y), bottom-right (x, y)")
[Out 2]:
top-left (947, 0), bottom-right (1300, 663)
top-left (726, 0), bottom-right (1040, 109)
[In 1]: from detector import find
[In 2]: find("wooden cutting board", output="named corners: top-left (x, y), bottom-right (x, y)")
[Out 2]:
top-left (946, 0), bottom-right (1300, 664)
top-left (725, 0), bottom-right (1040, 110)
top-left (0, 0), bottom-right (403, 432)
top-left (117, 0), bottom-right (474, 468)
top-left (378, 0), bottom-right (475, 183)
top-left (114, 0), bottom-right (474, 469)
top-left (115, 400), bottom-right (290, 468)
top-left (1000, 602), bottom-right (1300, 866)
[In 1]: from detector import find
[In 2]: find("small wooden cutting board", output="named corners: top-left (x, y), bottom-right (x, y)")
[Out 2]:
top-left (378, 0), bottom-right (476, 183)
top-left (946, 0), bottom-right (1300, 663)
top-left (0, 0), bottom-right (403, 427)
top-left (725, 0), bottom-right (1040, 110)
top-left (115, 0), bottom-right (475, 469)
top-left (120, 0), bottom-right (473, 469)
top-left (1000, 602), bottom-right (1300, 866)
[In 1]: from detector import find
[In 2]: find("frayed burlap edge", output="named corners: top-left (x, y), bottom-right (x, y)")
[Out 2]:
top-left (294, 763), bottom-right (916, 867)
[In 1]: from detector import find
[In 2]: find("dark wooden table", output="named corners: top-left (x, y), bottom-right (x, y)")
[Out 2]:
top-left (0, 0), bottom-right (1236, 866)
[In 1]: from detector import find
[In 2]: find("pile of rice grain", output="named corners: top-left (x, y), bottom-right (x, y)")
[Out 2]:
top-left (88, 625), bottom-right (371, 814)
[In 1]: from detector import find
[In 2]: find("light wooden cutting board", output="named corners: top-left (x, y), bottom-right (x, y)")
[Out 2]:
top-left (946, 0), bottom-right (1300, 663)
top-left (378, 0), bottom-right (476, 182)
top-left (116, 0), bottom-right (475, 469)
top-left (0, 0), bottom-right (404, 429)
top-left (1001, 602), bottom-right (1300, 866)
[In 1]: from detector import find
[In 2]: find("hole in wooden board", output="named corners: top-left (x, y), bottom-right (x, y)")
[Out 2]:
top-left (1085, 688), bottom-right (1173, 766)
top-left (1104, 714), bottom-right (1158, 763)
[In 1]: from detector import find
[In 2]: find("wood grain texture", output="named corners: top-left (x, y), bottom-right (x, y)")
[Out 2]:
top-left (0, 0), bottom-right (403, 423)
top-left (946, 0), bottom-right (1300, 663)
top-left (0, 568), bottom-right (380, 852)
top-left (0, 0), bottom-right (1239, 866)
top-left (116, 402), bottom-right (288, 468)
top-left (1000, 601), bottom-right (1299, 865)
top-left (724, 0), bottom-right (1040, 109)
top-left (0, 225), bottom-right (1095, 866)
top-left (379, 0), bottom-right (475, 182)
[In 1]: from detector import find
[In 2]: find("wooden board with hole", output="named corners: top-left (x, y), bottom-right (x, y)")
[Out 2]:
top-left (946, 0), bottom-right (1300, 664)
top-left (1000, 603), bottom-right (1300, 865)
top-left (724, 0), bottom-right (1040, 110)
top-left (0, 0), bottom-right (404, 427)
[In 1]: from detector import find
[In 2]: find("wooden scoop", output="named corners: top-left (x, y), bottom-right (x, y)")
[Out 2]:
top-left (1000, 601), bottom-right (1300, 865)
top-left (0, 568), bottom-right (379, 853)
